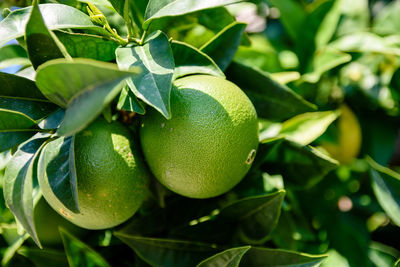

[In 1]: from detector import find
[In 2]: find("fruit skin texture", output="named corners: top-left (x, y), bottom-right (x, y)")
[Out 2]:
top-left (321, 104), bottom-right (362, 164)
top-left (140, 75), bottom-right (259, 199)
top-left (34, 197), bottom-right (86, 246)
top-left (38, 118), bottom-right (149, 229)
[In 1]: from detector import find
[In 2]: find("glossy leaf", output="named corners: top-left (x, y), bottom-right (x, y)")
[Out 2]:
top-left (171, 191), bottom-right (285, 244)
top-left (368, 157), bottom-right (400, 227)
top-left (0, 132), bottom-right (35, 153)
top-left (60, 228), bottom-right (111, 267)
top-left (0, 110), bottom-right (36, 130)
top-left (36, 58), bottom-right (137, 107)
top-left (278, 111), bottom-right (339, 145)
top-left (200, 22), bottom-right (246, 71)
top-left (25, 0), bottom-right (69, 69)
top-left (56, 31), bottom-right (119, 62)
top-left (240, 247), bottom-right (327, 267)
top-left (17, 247), bottom-right (69, 267)
top-left (226, 62), bottom-right (316, 121)
top-left (3, 133), bottom-right (50, 247)
top-left (143, 0), bottom-right (242, 29)
top-left (0, 72), bottom-right (45, 100)
top-left (0, 44), bottom-right (29, 70)
top-left (38, 136), bottom-right (79, 213)
top-left (260, 139), bottom-right (338, 188)
top-left (117, 86), bottom-right (146, 114)
top-left (197, 246), bottom-right (250, 267)
top-left (0, 4), bottom-right (109, 47)
top-left (114, 234), bottom-right (218, 267)
top-left (116, 31), bottom-right (174, 119)
top-left (171, 40), bottom-right (224, 80)
top-left (221, 190), bottom-right (285, 244)
top-left (0, 98), bottom-right (57, 123)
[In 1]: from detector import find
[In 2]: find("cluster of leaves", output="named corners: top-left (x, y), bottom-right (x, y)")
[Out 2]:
top-left (0, 0), bottom-right (399, 266)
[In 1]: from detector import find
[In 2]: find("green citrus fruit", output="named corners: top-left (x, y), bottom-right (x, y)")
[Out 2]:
top-left (320, 104), bottom-right (362, 164)
top-left (34, 197), bottom-right (86, 246)
top-left (140, 75), bottom-right (259, 199)
top-left (38, 118), bottom-right (149, 229)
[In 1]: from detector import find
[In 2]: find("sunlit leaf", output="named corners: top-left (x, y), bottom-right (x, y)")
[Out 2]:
top-left (3, 133), bottom-right (50, 247)
top-left (279, 110), bottom-right (339, 145)
top-left (60, 228), bottom-right (111, 267)
top-left (368, 157), bottom-right (400, 227)
top-left (143, 0), bottom-right (242, 30)
top-left (25, 0), bottom-right (69, 69)
top-left (38, 136), bottom-right (79, 213)
top-left (197, 246), bottom-right (250, 267)
top-left (116, 31), bottom-right (174, 119)
top-left (172, 40), bottom-right (224, 80)
top-left (0, 4), bottom-right (109, 47)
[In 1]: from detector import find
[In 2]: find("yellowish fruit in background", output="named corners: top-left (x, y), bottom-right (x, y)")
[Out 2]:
top-left (140, 75), bottom-right (259, 199)
top-left (39, 118), bottom-right (149, 229)
top-left (320, 104), bottom-right (362, 164)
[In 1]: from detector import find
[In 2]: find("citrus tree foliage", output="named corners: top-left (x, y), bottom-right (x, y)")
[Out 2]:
top-left (0, 0), bottom-right (400, 266)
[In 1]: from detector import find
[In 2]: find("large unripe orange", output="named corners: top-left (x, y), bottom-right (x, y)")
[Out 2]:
top-left (140, 75), bottom-right (259, 198)
top-left (38, 118), bottom-right (149, 229)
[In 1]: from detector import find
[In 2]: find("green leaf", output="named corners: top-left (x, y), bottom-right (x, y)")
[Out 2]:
top-left (0, 110), bottom-right (36, 130)
top-left (0, 44), bottom-right (29, 70)
top-left (267, 0), bottom-right (306, 41)
top-left (314, 0), bottom-right (343, 49)
top-left (143, 0), bottom-right (242, 30)
top-left (55, 31), bottom-right (119, 62)
top-left (3, 133), bottom-right (50, 247)
top-left (116, 31), bottom-right (174, 119)
top-left (38, 136), bottom-right (79, 213)
top-left (38, 109), bottom-right (65, 130)
top-left (368, 242), bottom-right (400, 267)
top-left (260, 139), bottom-right (338, 188)
top-left (117, 86), bottom-right (146, 114)
top-left (17, 247), bottom-right (69, 267)
top-left (0, 4), bottom-right (109, 47)
top-left (226, 62), bottom-right (316, 121)
top-left (240, 247), bottom-right (327, 267)
top-left (302, 47), bottom-right (352, 83)
top-left (220, 190), bottom-right (285, 244)
top-left (197, 246), bottom-right (250, 267)
top-left (372, 1), bottom-right (400, 36)
top-left (60, 228), bottom-right (111, 267)
top-left (171, 40), bottom-right (224, 80)
top-left (278, 110), bottom-right (339, 146)
top-left (172, 191), bottom-right (285, 244)
top-left (36, 58), bottom-right (136, 108)
top-left (0, 72), bottom-right (46, 100)
top-left (114, 234), bottom-right (218, 267)
top-left (0, 98), bottom-right (57, 123)
top-left (368, 157), bottom-right (400, 227)
top-left (1, 233), bottom-right (30, 266)
top-left (35, 58), bottom-right (140, 136)
top-left (200, 22), bottom-right (246, 71)
top-left (330, 32), bottom-right (400, 55)
top-left (25, 0), bottom-right (69, 69)
top-left (0, 132), bottom-right (35, 153)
